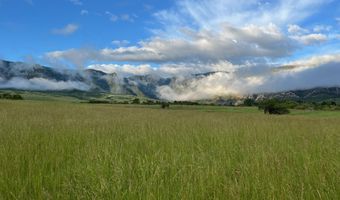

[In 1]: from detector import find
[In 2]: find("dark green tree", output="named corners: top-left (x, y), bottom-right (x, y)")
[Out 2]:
top-left (243, 98), bottom-right (256, 106)
top-left (258, 99), bottom-right (290, 115)
top-left (161, 102), bottom-right (170, 109)
top-left (132, 98), bottom-right (140, 104)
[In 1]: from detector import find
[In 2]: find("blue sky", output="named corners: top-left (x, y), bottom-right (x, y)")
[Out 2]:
top-left (0, 0), bottom-right (339, 65)
top-left (0, 0), bottom-right (172, 61)
top-left (1, 0), bottom-right (340, 99)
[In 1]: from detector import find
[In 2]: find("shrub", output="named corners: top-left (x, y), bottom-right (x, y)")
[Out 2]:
top-left (172, 101), bottom-right (199, 105)
top-left (259, 99), bottom-right (290, 115)
top-left (161, 102), bottom-right (170, 109)
top-left (243, 98), bottom-right (256, 106)
top-left (11, 94), bottom-right (24, 100)
top-left (0, 93), bottom-right (24, 100)
top-left (132, 98), bottom-right (140, 104)
top-left (143, 100), bottom-right (157, 105)
top-left (88, 99), bottom-right (110, 104)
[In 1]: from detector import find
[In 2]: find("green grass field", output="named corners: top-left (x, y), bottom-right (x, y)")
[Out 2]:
top-left (0, 100), bottom-right (339, 199)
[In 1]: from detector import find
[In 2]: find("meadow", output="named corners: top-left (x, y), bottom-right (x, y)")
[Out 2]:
top-left (0, 100), bottom-right (339, 199)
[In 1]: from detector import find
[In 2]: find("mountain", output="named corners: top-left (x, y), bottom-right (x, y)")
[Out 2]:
top-left (253, 87), bottom-right (340, 102)
top-left (1, 59), bottom-right (340, 102)
top-left (0, 59), bottom-right (168, 98)
top-left (0, 60), bottom-right (84, 81)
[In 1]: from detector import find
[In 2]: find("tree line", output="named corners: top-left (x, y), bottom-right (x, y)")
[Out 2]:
top-left (0, 93), bottom-right (23, 100)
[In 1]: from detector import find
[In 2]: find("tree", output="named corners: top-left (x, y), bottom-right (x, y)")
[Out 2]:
top-left (243, 98), bottom-right (256, 106)
top-left (12, 94), bottom-right (23, 100)
top-left (132, 98), bottom-right (140, 104)
top-left (259, 99), bottom-right (290, 115)
top-left (161, 102), bottom-right (170, 109)
top-left (0, 93), bottom-right (23, 100)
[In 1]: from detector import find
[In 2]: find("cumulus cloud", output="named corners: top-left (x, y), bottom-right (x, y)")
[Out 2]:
top-left (292, 33), bottom-right (328, 45)
top-left (0, 78), bottom-right (90, 91)
top-left (45, 48), bottom-right (98, 68)
top-left (52, 24), bottom-right (79, 36)
top-left (46, 0), bottom-right (334, 65)
top-left (46, 24), bottom-right (296, 64)
top-left (287, 24), bottom-right (309, 35)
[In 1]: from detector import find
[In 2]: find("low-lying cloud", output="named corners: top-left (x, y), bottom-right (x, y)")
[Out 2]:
top-left (0, 78), bottom-right (90, 91)
top-left (88, 60), bottom-right (235, 77)
top-left (156, 54), bottom-right (340, 100)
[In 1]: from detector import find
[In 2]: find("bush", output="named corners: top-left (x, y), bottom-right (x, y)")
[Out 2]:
top-left (132, 98), bottom-right (140, 104)
top-left (88, 99), bottom-right (110, 104)
top-left (259, 99), bottom-right (290, 115)
top-left (243, 98), bottom-right (256, 106)
top-left (0, 93), bottom-right (24, 100)
top-left (11, 94), bottom-right (24, 100)
top-left (143, 100), bottom-right (158, 105)
top-left (161, 102), bottom-right (170, 109)
top-left (172, 101), bottom-right (199, 105)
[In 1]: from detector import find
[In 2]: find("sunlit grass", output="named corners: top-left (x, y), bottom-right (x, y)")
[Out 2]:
top-left (0, 100), bottom-right (339, 199)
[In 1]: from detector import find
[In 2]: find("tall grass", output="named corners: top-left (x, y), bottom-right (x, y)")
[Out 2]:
top-left (0, 101), bottom-right (339, 199)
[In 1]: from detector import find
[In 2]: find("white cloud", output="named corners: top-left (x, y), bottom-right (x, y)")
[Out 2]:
top-left (52, 24), bottom-right (79, 36)
top-left (279, 54), bottom-right (340, 71)
top-left (80, 9), bottom-right (89, 15)
top-left (45, 48), bottom-right (97, 67)
top-left (105, 12), bottom-right (137, 22)
top-left (287, 24), bottom-right (309, 34)
top-left (292, 33), bottom-right (328, 45)
top-left (336, 18), bottom-right (340, 24)
top-left (120, 14), bottom-right (136, 22)
top-left (0, 78), bottom-right (90, 91)
top-left (87, 60), bottom-right (236, 77)
top-left (154, 0), bottom-right (330, 31)
top-left (105, 11), bottom-right (118, 22)
top-left (46, 24), bottom-right (296, 64)
top-left (112, 40), bottom-right (130, 47)
top-left (70, 0), bottom-right (82, 6)
top-left (313, 25), bottom-right (332, 32)
top-left (88, 64), bottom-right (154, 77)
top-left (46, 0), bottom-right (333, 65)
top-left (157, 53), bottom-right (340, 100)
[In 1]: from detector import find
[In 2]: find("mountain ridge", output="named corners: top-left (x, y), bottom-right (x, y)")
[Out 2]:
top-left (1, 59), bottom-right (340, 102)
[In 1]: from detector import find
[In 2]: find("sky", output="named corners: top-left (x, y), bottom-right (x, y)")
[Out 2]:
top-left (0, 0), bottom-right (340, 99)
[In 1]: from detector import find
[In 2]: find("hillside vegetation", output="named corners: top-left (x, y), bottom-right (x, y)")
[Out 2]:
top-left (0, 101), bottom-right (339, 199)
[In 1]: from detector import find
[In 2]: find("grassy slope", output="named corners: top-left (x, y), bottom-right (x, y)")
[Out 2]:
top-left (0, 89), bottom-right (151, 103)
top-left (0, 101), bottom-right (339, 199)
